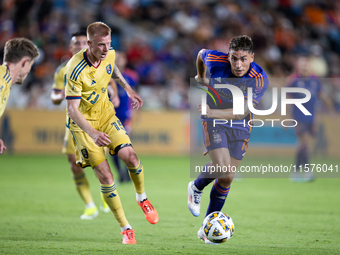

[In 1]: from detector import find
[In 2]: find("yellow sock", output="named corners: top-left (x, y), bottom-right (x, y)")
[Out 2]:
top-left (73, 173), bottom-right (93, 205)
top-left (101, 182), bottom-right (128, 227)
top-left (128, 160), bottom-right (145, 195)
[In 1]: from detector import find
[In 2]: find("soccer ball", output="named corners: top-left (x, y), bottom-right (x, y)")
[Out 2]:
top-left (202, 211), bottom-right (235, 243)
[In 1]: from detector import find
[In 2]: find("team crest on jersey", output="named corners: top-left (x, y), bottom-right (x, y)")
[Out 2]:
top-left (106, 64), bottom-right (112, 74)
top-left (212, 133), bottom-right (222, 143)
top-left (81, 148), bottom-right (89, 159)
top-left (255, 86), bottom-right (263, 94)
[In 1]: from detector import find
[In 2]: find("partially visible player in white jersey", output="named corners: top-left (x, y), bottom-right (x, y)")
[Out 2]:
top-left (0, 38), bottom-right (39, 154)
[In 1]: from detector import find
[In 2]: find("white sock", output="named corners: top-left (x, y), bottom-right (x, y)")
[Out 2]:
top-left (136, 191), bottom-right (147, 203)
top-left (85, 201), bottom-right (96, 209)
top-left (120, 224), bottom-right (132, 232)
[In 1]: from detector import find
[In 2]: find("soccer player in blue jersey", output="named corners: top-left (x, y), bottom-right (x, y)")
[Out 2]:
top-left (110, 51), bottom-right (139, 183)
top-left (187, 35), bottom-right (269, 244)
top-left (0, 38), bottom-right (39, 154)
top-left (287, 55), bottom-right (334, 182)
top-left (65, 22), bottom-right (158, 244)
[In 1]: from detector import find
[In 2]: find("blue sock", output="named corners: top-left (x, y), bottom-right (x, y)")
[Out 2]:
top-left (206, 180), bottom-right (230, 217)
top-left (194, 162), bottom-right (215, 191)
top-left (296, 146), bottom-right (308, 167)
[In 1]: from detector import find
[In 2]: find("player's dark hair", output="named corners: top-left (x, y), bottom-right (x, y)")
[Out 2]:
top-left (3, 38), bottom-right (39, 63)
top-left (71, 30), bottom-right (87, 38)
top-left (229, 35), bottom-right (253, 53)
top-left (87, 22), bottom-right (111, 39)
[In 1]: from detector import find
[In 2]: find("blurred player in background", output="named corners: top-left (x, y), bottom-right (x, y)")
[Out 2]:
top-left (0, 38), bottom-right (39, 154)
top-left (110, 51), bottom-right (139, 183)
top-left (287, 55), bottom-right (334, 182)
top-left (51, 31), bottom-right (111, 220)
top-left (187, 35), bottom-right (269, 244)
top-left (65, 22), bottom-right (158, 244)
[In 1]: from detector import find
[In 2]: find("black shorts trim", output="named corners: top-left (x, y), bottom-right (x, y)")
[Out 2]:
top-left (111, 143), bottom-right (132, 155)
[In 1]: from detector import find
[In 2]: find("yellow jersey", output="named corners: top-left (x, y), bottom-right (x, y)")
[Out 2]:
top-left (65, 48), bottom-right (116, 131)
top-left (0, 65), bottom-right (12, 118)
top-left (52, 60), bottom-right (68, 91)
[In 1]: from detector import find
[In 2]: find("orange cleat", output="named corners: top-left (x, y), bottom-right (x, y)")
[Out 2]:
top-left (137, 199), bottom-right (159, 224)
top-left (121, 229), bottom-right (137, 244)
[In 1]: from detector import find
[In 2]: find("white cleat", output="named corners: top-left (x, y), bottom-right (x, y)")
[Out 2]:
top-left (187, 181), bottom-right (202, 217)
top-left (197, 226), bottom-right (219, 245)
top-left (80, 207), bottom-right (99, 220)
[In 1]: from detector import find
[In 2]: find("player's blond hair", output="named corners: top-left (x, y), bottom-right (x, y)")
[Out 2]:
top-left (3, 38), bottom-right (39, 63)
top-left (87, 22), bottom-right (111, 40)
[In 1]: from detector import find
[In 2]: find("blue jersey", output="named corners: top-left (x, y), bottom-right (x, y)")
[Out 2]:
top-left (115, 68), bottom-right (138, 122)
top-left (201, 50), bottom-right (269, 132)
top-left (287, 74), bottom-right (321, 124)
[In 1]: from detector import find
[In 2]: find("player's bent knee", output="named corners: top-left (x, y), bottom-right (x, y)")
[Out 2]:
top-left (117, 146), bottom-right (139, 167)
top-left (95, 168), bottom-right (114, 184)
top-left (217, 177), bottom-right (233, 188)
top-left (94, 161), bottom-right (114, 184)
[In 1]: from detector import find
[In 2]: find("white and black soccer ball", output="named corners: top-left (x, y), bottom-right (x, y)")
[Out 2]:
top-left (202, 211), bottom-right (235, 243)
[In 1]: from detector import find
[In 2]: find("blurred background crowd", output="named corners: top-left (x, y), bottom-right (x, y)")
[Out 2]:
top-left (1, 0), bottom-right (340, 111)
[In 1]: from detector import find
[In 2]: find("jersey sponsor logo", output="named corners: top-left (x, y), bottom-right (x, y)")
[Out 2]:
top-left (91, 80), bottom-right (96, 86)
top-left (212, 132), bottom-right (222, 143)
top-left (238, 83), bottom-right (247, 94)
top-left (106, 64), bottom-right (112, 75)
top-left (81, 148), bottom-right (89, 158)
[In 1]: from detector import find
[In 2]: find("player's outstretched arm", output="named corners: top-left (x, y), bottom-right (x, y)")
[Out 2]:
top-left (50, 89), bottom-right (65, 105)
top-left (111, 65), bottom-right (143, 110)
top-left (198, 100), bottom-right (252, 120)
top-left (67, 99), bottom-right (111, 147)
top-left (0, 139), bottom-right (7, 154)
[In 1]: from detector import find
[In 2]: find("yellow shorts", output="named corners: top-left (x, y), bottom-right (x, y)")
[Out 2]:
top-left (62, 127), bottom-right (76, 154)
top-left (71, 114), bottom-right (131, 168)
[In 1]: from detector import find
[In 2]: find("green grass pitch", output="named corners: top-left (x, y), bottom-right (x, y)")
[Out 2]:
top-left (0, 154), bottom-right (339, 254)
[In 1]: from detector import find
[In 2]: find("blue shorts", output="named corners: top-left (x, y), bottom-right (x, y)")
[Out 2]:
top-left (201, 121), bottom-right (250, 160)
top-left (294, 122), bottom-right (315, 136)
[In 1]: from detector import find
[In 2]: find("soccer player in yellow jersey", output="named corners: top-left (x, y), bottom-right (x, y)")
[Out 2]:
top-left (65, 21), bottom-right (158, 244)
top-left (51, 31), bottom-right (110, 220)
top-left (0, 38), bottom-right (39, 154)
